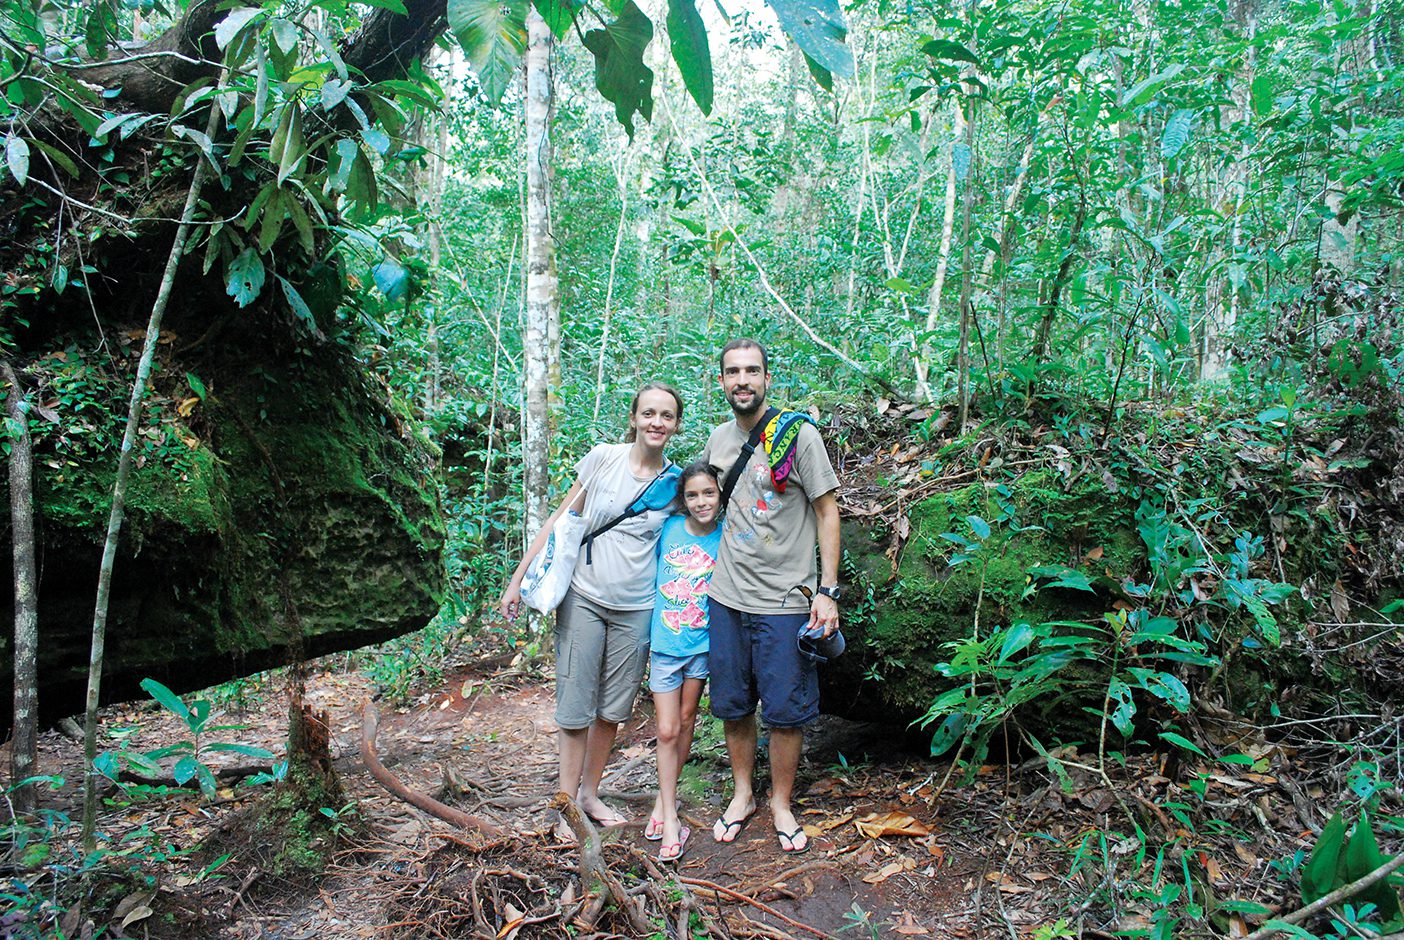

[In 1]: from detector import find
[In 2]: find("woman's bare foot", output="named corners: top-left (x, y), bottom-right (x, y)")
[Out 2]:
top-left (578, 794), bottom-right (629, 827)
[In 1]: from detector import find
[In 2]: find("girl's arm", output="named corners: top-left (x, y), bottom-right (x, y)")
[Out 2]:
top-left (498, 481), bottom-right (587, 622)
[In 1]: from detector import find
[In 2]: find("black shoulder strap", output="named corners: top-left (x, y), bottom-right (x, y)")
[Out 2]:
top-left (720, 407), bottom-right (778, 511)
top-left (583, 461), bottom-right (673, 565)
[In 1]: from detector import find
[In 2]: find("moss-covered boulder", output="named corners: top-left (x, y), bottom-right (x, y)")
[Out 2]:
top-left (1, 287), bottom-right (444, 728)
top-left (820, 470), bottom-right (1142, 731)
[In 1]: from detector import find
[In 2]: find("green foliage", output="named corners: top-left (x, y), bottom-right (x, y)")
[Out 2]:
top-left (95, 679), bottom-right (278, 801)
top-left (583, 1), bottom-right (656, 138)
top-left (1302, 812), bottom-right (1403, 928)
top-left (448, 0), bottom-right (529, 105)
top-left (666, 0), bottom-right (713, 115)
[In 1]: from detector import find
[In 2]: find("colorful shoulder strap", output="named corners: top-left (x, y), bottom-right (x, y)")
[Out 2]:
top-left (760, 410), bottom-right (814, 494)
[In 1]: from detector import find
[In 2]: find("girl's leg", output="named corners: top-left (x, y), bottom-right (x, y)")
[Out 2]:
top-left (654, 687), bottom-right (683, 846)
top-left (675, 677), bottom-right (706, 780)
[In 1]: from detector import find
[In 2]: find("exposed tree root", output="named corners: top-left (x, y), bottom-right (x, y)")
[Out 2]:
top-left (360, 702), bottom-right (505, 838)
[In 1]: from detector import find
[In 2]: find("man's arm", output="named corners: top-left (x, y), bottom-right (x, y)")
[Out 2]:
top-left (810, 489), bottom-right (841, 636)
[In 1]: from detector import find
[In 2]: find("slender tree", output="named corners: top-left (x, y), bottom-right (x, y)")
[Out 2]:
top-left (80, 86), bottom-right (225, 849)
top-left (521, 6), bottom-right (557, 593)
top-left (5, 363), bottom-right (38, 817)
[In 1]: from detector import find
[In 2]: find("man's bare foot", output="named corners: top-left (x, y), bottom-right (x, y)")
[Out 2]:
top-left (712, 795), bottom-right (756, 843)
top-left (769, 798), bottom-right (808, 853)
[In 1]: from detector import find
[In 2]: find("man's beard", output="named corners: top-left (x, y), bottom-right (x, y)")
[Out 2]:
top-left (728, 389), bottom-right (765, 416)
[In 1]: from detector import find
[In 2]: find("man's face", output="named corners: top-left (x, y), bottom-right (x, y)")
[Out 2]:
top-left (719, 346), bottom-right (769, 417)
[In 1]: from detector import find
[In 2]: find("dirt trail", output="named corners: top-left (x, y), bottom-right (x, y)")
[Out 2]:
top-left (17, 639), bottom-right (1321, 939)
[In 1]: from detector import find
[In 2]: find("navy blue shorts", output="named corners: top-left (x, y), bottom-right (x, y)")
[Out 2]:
top-left (708, 601), bottom-right (819, 728)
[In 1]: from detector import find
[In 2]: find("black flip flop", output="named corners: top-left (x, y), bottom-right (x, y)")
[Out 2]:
top-left (777, 827), bottom-right (810, 854)
top-left (712, 812), bottom-right (753, 843)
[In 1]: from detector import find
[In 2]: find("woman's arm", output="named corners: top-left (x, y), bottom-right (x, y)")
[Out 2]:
top-left (497, 481), bottom-right (586, 622)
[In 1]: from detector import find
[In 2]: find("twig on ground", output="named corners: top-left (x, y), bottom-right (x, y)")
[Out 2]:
top-left (679, 876), bottom-right (839, 940)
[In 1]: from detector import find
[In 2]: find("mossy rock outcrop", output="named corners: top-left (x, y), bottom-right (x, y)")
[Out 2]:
top-left (819, 470), bottom-right (1142, 735)
top-left (1, 270), bottom-right (445, 728)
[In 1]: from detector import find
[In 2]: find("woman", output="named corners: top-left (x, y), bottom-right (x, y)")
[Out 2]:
top-left (499, 383), bottom-right (684, 835)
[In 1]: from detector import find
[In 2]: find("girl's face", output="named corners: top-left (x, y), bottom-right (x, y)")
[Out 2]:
top-left (683, 474), bottom-right (720, 526)
top-left (630, 389), bottom-right (681, 448)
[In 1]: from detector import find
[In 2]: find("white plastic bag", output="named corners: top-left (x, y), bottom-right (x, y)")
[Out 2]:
top-left (519, 511), bottom-right (587, 613)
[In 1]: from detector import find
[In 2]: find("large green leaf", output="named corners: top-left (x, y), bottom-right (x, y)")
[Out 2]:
top-left (5, 135), bottom-right (29, 186)
top-left (1123, 63), bottom-right (1185, 107)
top-left (582, 1), bottom-right (655, 139)
top-left (1250, 73), bottom-right (1273, 116)
top-left (921, 38), bottom-right (979, 66)
top-left (448, 0), bottom-right (528, 105)
top-left (803, 51), bottom-right (832, 93)
top-left (763, 0), bottom-right (853, 80)
top-left (1160, 108), bottom-right (1196, 160)
top-left (1342, 815), bottom-right (1402, 922)
top-left (226, 248), bottom-right (266, 307)
top-left (1301, 811), bottom-right (1347, 904)
top-left (530, 0), bottom-right (584, 38)
top-left (139, 678), bottom-right (191, 724)
top-left (214, 7), bottom-right (263, 50)
top-left (667, 0), bottom-right (712, 115)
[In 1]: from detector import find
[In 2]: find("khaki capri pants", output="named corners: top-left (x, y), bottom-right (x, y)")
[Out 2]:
top-left (554, 588), bottom-right (651, 730)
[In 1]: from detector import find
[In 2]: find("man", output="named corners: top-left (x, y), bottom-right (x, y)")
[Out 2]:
top-left (702, 338), bottom-right (841, 854)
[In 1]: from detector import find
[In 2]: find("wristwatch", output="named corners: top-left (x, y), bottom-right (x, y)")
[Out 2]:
top-left (816, 585), bottom-right (843, 601)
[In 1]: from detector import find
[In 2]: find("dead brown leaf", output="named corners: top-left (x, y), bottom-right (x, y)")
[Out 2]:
top-left (863, 861), bottom-right (906, 885)
top-left (855, 811), bottom-right (931, 839)
top-left (1330, 580), bottom-right (1350, 623)
top-left (892, 912), bottom-right (929, 935)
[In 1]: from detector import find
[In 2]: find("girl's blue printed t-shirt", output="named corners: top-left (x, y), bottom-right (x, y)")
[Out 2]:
top-left (649, 515), bottom-right (722, 658)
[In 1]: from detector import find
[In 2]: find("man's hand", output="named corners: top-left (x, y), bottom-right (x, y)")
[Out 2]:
top-left (807, 594), bottom-right (839, 637)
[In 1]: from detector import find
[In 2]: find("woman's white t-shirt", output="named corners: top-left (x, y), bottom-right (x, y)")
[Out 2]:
top-left (569, 443), bottom-right (672, 611)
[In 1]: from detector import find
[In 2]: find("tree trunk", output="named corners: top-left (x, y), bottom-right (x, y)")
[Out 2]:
top-left (916, 101), bottom-right (961, 402)
top-left (593, 155), bottom-right (631, 428)
top-left (1203, 0), bottom-right (1257, 381)
top-left (5, 363), bottom-right (39, 817)
top-left (80, 90), bottom-right (223, 850)
top-left (522, 6), bottom-right (557, 588)
top-left (1032, 190), bottom-right (1088, 364)
top-left (955, 95), bottom-right (979, 431)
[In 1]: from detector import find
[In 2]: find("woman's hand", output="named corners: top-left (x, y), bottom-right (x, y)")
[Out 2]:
top-left (499, 585), bottom-right (523, 622)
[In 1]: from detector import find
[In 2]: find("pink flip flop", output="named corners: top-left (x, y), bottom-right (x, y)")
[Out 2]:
top-left (659, 826), bottom-right (691, 863)
top-left (644, 816), bottom-right (665, 841)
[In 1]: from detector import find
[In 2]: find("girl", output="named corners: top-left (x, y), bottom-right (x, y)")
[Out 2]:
top-left (643, 462), bottom-right (723, 862)
top-left (499, 383), bottom-right (684, 838)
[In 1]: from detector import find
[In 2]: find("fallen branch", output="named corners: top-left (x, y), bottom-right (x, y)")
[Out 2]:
top-left (1242, 854), bottom-right (1404, 940)
top-left (112, 763), bottom-right (275, 788)
top-left (680, 876), bottom-right (839, 940)
top-left (360, 702), bottom-right (504, 838)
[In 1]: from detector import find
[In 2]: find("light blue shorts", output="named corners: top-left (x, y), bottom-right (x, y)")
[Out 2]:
top-left (649, 651), bottom-right (709, 693)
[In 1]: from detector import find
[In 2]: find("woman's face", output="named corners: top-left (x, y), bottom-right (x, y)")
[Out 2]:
top-left (630, 389), bottom-right (681, 448)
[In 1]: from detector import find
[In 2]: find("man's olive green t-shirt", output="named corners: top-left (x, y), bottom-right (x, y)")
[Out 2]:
top-left (702, 418), bottom-right (839, 615)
